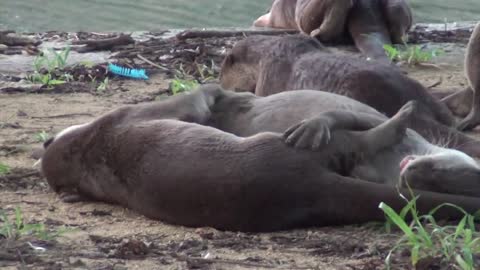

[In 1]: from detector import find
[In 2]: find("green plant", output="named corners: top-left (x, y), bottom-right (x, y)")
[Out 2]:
top-left (0, 163), bottom-right (10, 176)
top-left (169, 63), bottom-right (200, 95)
top-left (383, 44), bottom-right (443, 66)
top-left (380, 189), bottom-right (480, 269)
top-left (96, 77), bottom-right (109, 92)
top-left (28, 46), bottom-right (71, 88)
top-left (0, 207), bottom-right (72, 241)
top-left (35, 131), bottom-right (50, 143)
top-left (170, 77), bottom-right (199, 95)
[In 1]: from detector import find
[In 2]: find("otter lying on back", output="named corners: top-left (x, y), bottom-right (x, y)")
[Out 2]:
top-left (40, 85), bottom-right (480, 232)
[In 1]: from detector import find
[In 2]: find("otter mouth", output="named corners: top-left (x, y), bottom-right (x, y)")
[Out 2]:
top-left (399, 155), bottom-right (415, 173)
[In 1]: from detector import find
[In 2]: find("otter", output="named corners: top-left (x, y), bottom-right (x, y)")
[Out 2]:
top-left (253, 0), bottom-right (412, 62)
top-left (220, 35), bottom-right (454, 127)
top-left (41, 86), bottom-right (480, 232)
top-left (457, 22), bottom-right (480, 131)
top-left (42, 85), bottom-right (480, 196)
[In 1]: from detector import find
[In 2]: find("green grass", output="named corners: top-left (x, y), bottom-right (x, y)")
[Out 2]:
top-left (380, 189), bottom-right (480, 269)
top-left (0, 163), bottom-right (10, 176)
top-left (167, 61), bottom-right (216, 95)
top-left (170, 77), bottom-right (199, 95)
top-left (0, 207), bottom-right (72, 241)
top-left (27, 46), bottom-right (71, 88)
top-left (34, 130), bottom-right (50, 143)
top-left (383, 44), bottom-right (443, 66)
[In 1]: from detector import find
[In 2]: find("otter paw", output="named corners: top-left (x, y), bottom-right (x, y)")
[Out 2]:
top-left (457, 112), bottom-right (480, 131)
top-left (283, 118), bottom-right (331, 150)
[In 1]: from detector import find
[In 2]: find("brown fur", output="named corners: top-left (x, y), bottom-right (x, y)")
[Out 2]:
top-left (220, 35), bottom-right (454, 127)
top-left (254, 0), bottom-right (411, 61)
top-left (41, 88), bottom-right (480, 232)
top-left (457, 22), bottom-right (480, 131)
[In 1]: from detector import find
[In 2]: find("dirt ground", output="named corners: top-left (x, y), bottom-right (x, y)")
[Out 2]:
top-left (0, 33), bottom-right (477, 270)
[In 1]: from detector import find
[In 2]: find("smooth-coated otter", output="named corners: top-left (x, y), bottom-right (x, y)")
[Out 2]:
top-left (457, 22), bottom-right (480, 131)
top-left (254, 0), bottom-right (412, 61)
top-left (41, 86), bottom-right (480, 232)
top-left (220, 35), bottom-right (454, 127)
top-left (42, 85), bottom-right (480, 196)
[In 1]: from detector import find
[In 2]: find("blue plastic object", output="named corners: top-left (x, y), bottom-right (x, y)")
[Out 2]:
top-left (108, 63), bottom-right (149, 80)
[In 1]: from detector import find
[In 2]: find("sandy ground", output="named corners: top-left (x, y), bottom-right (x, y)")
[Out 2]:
top-left (0, 41), bottom-right (477, 270)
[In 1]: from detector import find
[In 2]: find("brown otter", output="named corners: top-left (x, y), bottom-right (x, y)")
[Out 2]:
top-left (41, 84), bottom-right (480, 195)
top-left (220, 34), bottom-right (454, 127)
top-left (254, 0), bottom-right (412, 61)
top-left (457, 22), bottom-right (480, 131)
top-left (40, 86), bottom-right (480, 232)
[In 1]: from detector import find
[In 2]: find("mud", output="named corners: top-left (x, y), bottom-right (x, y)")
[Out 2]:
top-left (0, 25), bottom-right (479, 269)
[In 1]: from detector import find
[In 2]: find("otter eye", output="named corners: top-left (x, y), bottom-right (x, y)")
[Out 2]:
top-left (43, 137), bottom-right (54, 149)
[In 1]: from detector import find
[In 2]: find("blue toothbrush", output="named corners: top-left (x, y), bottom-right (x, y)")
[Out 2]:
top-left (108, 63), bottom-right (149, 80)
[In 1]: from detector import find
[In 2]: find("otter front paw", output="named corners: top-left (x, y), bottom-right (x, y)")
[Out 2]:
top-left (283, 118), bottom-right (331, 150)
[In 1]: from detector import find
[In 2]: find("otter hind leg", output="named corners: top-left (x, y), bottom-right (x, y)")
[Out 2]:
top-left (308, 0), bottom-right (353, 42)
top-left (282, 102), bottom-right (415, 152)
top-left (457, 90), bottom-right (480, 131)
top-left (358, 100), bottom-right (415, 154)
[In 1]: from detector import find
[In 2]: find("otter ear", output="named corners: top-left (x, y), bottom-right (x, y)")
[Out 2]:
top-left (223, 54), bottom-right (235, 66)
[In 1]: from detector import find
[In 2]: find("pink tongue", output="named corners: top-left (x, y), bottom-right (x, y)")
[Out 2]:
top-left (400, 156), bottom-right (414, 171)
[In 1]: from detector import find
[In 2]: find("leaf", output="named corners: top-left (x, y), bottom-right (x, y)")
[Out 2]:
top-left (379, 202), bottom-right (417, 243)
top-left (48, 79), bottom-right (66, 85)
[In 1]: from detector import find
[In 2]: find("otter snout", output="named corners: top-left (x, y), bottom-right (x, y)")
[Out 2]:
top-left (399, 152), bottom-right (480, 197)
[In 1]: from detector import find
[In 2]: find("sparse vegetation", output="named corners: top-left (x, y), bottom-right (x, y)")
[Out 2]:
top-left (170, 77), bottom-right (199, 95)
top-left (0, 207), bottom-right (72, 241)
top-left (166, 61), bottom-right (217, 95)
top-left (195, 60), bottom-right (216, 82)
top-left (27, 46), bottom-right (71, 88)
top-left (96, 77), bottom-right (109, 92)
top-left (0, 163), bottom-right (10, 176)
top-left (380, 189), bottom-right (480, 270)
top-left (383, 44), bottom-right (443, 66)
top-left (34, 130), bottom-right (50, 143)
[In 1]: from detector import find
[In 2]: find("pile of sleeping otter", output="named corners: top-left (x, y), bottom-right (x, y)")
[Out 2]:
top-left (39, 1), bottom-right (480, 232)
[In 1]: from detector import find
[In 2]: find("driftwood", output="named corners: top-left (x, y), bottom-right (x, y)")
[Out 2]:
top-left (0, 32), bottom-right (41, 46)
top-left (175, 24), bottom-right (475, 44)
top-left (176, 29), bottom-right (300, 40)
top-left (73, 34), bottom-right (134, 53)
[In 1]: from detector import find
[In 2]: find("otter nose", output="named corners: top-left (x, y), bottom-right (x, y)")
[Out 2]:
top-left (399, 155), bottom-right (415, 172)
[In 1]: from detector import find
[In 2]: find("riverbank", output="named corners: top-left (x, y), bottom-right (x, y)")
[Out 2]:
top-left (0, 24), bottom-right (478, 269)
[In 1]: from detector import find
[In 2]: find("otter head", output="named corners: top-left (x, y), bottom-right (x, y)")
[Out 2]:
top-left (39, 122), bottom-right (95, 201)
top-left (399, 149), bottom-right (480, 197)
top-left (219, 40), bottom-right (263, 93)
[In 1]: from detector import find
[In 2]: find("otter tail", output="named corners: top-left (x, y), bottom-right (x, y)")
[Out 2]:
top-left (347, 0), bottom-right (392, 63)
